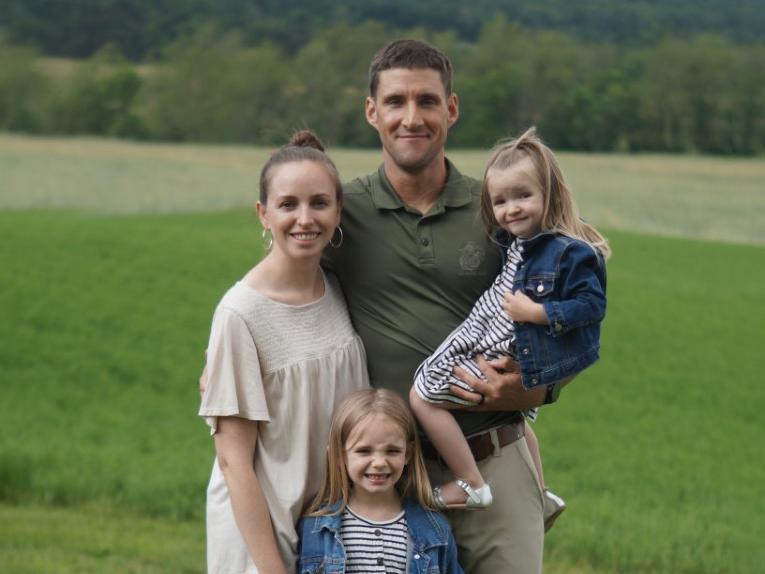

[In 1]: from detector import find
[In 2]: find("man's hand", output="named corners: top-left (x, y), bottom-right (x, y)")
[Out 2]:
top-left (503, 291), bottom-right (548, 325)
top-left (449, 354), bottom-right (545, 411)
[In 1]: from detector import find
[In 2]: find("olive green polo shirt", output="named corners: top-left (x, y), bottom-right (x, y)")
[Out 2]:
top-left (323, 160), bottom-right (519, 437)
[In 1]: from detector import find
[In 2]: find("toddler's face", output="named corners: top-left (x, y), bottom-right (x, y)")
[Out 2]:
top-left (487, 157), bottom-right (545, 239)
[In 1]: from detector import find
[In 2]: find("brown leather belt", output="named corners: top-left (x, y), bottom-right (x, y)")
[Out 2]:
top-left (421, 420), bottom-right (526, 463)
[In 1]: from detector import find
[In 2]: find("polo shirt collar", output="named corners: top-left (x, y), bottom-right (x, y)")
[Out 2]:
top-left (370, 158), bottom-right (473, 211)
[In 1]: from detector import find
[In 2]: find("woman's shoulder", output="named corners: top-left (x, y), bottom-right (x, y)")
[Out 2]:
top-left (215, 281), bottom-right (265, 317)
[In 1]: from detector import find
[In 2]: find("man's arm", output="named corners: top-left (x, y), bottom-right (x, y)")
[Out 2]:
top-left (449, 355), bottom-right (573, 411)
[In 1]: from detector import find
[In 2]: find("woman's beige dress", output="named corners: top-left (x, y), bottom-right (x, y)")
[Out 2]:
top-left (199, 273), bottom-right (368, 574)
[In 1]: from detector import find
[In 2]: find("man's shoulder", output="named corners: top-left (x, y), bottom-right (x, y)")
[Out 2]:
top-left (342, 173), bottom-right (376, 197)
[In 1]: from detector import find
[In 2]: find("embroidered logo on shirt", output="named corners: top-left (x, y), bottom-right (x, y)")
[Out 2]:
top-left (459, 241), bottom-right (485, 273)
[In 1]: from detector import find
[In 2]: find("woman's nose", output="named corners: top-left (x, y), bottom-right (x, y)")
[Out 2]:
top-left (296, 206), bottom-right (313, 225)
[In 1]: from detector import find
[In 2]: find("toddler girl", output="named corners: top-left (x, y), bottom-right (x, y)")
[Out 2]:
top-left (410, 128), bottom-right (609, 517)
top-left (298, 388), bottom-right (464, 574)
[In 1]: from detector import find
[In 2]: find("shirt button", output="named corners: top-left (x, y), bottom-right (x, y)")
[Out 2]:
top-left (377, 556), bottom-right (384, 565)
top-left (374, 529), bottom-right (382, 536)
top-left (421, 237), bottom-right (430, 246)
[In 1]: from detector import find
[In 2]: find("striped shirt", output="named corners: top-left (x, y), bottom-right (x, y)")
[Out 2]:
top-left (415, 240), bottom-right (533, 412)
top-left (340, 507), bottom-right (409, 574)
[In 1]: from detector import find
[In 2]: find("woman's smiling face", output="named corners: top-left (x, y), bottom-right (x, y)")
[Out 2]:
top-left (257, 160), bottom-right (341, 262)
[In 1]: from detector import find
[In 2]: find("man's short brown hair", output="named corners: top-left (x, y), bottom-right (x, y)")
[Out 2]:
top-left (368, 39), bottom-right (453, 97)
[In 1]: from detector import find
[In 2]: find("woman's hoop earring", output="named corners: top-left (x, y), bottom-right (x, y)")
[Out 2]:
top-left (262, 227), bottom-right (273, 250)
top-left (329, 226), bottom-right (344, 249)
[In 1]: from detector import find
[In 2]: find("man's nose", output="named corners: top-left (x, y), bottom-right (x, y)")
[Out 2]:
top-left (402, 102), bottom-right (423, 129)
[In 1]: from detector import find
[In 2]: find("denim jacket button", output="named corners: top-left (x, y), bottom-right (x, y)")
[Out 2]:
top-left (536, 282), bottom-right (544, 293)
top-left (555, 322), bottom-right (563, 332)
top-left (522, 347), bottom-right (530, 355)
top-left (414, 554), bottom-right (420, 560)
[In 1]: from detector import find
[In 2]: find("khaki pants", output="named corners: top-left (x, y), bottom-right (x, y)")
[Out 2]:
top-left (426, 435), bottom-right (544, 574)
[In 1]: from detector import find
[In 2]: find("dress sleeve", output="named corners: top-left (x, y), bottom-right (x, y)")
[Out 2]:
top-left (198, 305), bottom-right (270, 434)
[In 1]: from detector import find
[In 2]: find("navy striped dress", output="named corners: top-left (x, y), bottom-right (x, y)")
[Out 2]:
top-left (414, 240), bottom-right (534, 417)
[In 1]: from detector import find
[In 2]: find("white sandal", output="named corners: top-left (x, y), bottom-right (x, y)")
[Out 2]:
top-left (434, 479), bottom-right (493, 510)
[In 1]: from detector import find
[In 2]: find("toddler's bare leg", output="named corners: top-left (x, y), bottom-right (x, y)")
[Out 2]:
top-left (524, 421), bottom-right (545, 488)
top-left (409, 388), bottom-right (485, 505)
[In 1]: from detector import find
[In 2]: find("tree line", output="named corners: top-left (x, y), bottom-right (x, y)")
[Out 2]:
top-left (2, 0), bottom-right (763, 60)
top-left (1, 19), bottom-right (763, 154)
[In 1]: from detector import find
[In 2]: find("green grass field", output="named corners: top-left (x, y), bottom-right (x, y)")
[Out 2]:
top-left (1, 135), bottom-right (763, 573)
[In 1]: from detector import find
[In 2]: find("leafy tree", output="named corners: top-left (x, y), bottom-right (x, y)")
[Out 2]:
top-left (0, 36), bottom-right (47, 131)
top-left (52, 45), bottom-right (145, 137)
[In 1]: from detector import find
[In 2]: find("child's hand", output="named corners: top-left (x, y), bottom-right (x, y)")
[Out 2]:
top-left (503, 291), bottom-right (549, 325)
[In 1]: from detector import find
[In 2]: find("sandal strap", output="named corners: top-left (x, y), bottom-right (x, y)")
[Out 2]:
top-left (455, 479), bottom-right (482, 505)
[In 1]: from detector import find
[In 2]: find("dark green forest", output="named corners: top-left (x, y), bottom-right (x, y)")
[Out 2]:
top-left (1, 1), bottom-right (764, 153)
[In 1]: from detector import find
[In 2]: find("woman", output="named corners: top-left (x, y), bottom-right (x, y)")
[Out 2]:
top-left (199, 131), bottom-right (369, 573)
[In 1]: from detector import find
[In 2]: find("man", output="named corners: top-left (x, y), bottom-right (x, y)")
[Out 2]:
top-left (321, 39), bottom-right (563, 573)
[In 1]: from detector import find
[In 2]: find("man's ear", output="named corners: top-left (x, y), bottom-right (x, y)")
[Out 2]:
top-left (447, 92), bottom-right (459, 128)
top-left (365, 96), bottom-right (379, 129)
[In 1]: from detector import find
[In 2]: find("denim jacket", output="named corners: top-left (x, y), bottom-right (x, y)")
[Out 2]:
top-left (297, 499), bottom-right (464, 574)
top-left (506, 231), bottom-right (607, 389)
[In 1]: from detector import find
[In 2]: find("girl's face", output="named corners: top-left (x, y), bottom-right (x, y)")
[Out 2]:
top-left (257, 160), bottom-right (341, 262)
top-left (344, 414), bottom-right (409, 501)
top-left (487, 157), bottom-right (545, 239)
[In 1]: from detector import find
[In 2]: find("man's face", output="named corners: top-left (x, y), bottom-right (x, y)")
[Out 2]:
top-left (365, 68), bottom-right (458, 175)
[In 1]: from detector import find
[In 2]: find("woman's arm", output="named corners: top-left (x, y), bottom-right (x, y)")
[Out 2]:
top-left (214, 416), bottom-right (289, 574)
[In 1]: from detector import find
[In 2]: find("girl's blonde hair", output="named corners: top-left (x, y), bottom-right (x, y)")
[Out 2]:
top-left (307, 388), bottom-right (436, 515)
top-left (480, 127), bottom-right (611, 260)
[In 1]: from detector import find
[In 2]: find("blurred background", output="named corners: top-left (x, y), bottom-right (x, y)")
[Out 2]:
top-left (0, 1), bottom-right (763, 573)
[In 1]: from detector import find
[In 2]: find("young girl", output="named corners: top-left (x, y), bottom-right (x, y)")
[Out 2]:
top-left (199, 131), bottom-right (369, 573)
top-left (410, 128), bottom-right (609, 518)
top-left (298, 389), bottom-right (464, 574)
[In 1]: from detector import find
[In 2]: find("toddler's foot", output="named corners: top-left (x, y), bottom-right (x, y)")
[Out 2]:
top-left (434, 479), bottom-right (493, 510)
top-left (543, 488), bottom-right (566, 532)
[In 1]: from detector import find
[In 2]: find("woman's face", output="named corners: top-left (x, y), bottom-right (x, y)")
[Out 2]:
top-left (257, 160), bottom-right (341, 262)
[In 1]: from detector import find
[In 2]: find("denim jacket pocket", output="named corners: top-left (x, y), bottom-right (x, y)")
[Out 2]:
top-left (523, 274), bottom-right (555, 298)
top-left (299, 558), bottom-right (324, 574)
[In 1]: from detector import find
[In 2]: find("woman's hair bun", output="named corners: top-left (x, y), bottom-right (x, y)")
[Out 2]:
top-left (290, 130), bottom-right (325, 152)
